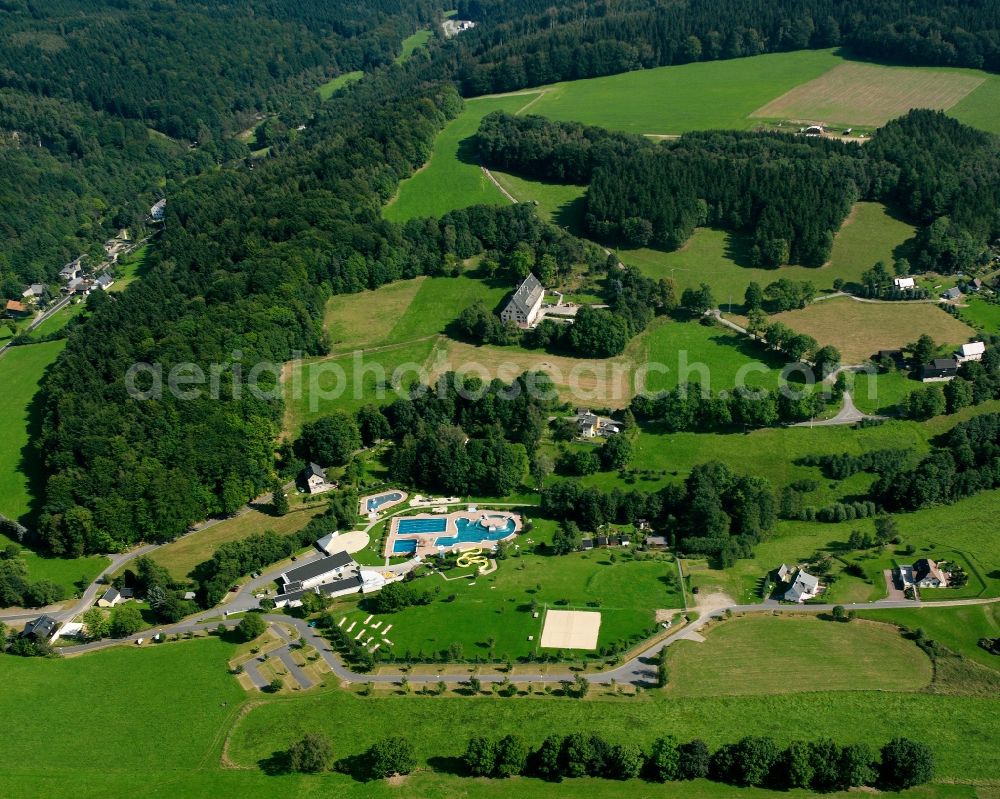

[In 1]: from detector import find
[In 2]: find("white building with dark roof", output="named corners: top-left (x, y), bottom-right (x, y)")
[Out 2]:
top-left (500, 273), bottom-right (544, 328)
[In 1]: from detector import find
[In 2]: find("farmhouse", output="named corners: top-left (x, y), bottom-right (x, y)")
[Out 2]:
top-left (784, 569), bottom-right (820, 602)
top-left (942, 287), bottom-right (962, 301)
top-left (921, 358), bottom-right (959, 382)
top-left (500, 272), bottom-right (544, 328)
top-left (22, 284), bottom-right (46, 299)
top-left (22, 615), bottom-right (60, 640)
top-left (893, 277), bottom-right (916, 290)
top-left (956, 341), bottom-right (985, 363)
top-left (95, 273), bottom-right (115, 291)
top-left (576, 410), bottom-right (621, 438)
top-left (97, 587), bottom-right (122, 607)
top-left (5, 300), bottom-right (29, 317)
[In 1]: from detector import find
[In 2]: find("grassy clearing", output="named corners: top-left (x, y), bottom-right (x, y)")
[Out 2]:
top-left (857, 604), bottom-right (1000, 670)
top-left (750, 61), bottom-right (984, 127)
top-left (384, 94), bottom-right (525, 221)
top-left (395, 29), bottom-right (432, 63)
top-left (283, 337), bottom-right (440, 435)
top-left (335, 539), bottom-right (680, 662)
top-left (323, 278), bottom-right (427, 352)
top-left (27, 301), bottom-right (86, 337)
top-left (150, 502), bottom-right (330, 581)
top-left (957, 296), bottom-right (1000, 334)
top-left (108, 244), bottom-right (149, 292)
top-left (315, 70), bottom-right (363, 100)
top-left (850, 368), bottom-right (919, 415)
top-left (666, 615), bottom-right (931, 696)
top-left (0, 340), bottom-right (64, 521)
top-left (514, 50), bottom-right (841, 134)
top-left (773, 297), bottom-right (976, 362)
top-left (230, 683), bottom-right (1000, 784)
top-left (944, 72), bottom-right (1000, 134)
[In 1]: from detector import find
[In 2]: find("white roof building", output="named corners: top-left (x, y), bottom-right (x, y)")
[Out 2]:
top-left (500, 273), bottom-right (544, 328)
top-left (893, 277), bottom-right (916, 290)
top-left (784, 570), bottom-right (820, 603)
top-left (956, 341), bottom-right (986, 363)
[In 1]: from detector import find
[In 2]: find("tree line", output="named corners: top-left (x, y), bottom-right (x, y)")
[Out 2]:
top-left (477, 110), bottom-right (1000, 273)
top-left (543, 460), bottom-right (777, 566)
top-left (449, 0), bottom-right (1000, 95)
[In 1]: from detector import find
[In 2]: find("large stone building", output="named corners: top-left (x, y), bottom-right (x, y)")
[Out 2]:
top-left (500, 273), bottom-right (544, 328)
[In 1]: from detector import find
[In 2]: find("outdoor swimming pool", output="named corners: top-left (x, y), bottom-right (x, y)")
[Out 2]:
top-left (367, 491), bottom-right (404, 512)
top-left (391, 515), bottom-right (517, 554)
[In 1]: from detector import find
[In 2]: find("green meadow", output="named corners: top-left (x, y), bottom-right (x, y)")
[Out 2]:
top-left (666, 614), bottom-right (932, 696)
top-left (396, 28), bottom-right (433, 63)
top-left (315, 70), bottom-right (363, 100)
top-left (0, 631), bottom-right (991, 797)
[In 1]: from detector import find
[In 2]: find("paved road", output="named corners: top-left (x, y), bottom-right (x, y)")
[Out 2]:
top-left (56, 595), bottom-right (1000, 688)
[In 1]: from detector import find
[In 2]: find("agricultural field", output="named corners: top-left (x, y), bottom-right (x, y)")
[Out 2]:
top-left (665, 615), bottom-right (932, 696)
top-left (773, 297), bottom-right (976, 363)
top-left (749, 61), bottom-right (986, 127)
top-left (948, 73), bottom-right (1000, 134)
top-left (315, 70), bottom-right (363, 100)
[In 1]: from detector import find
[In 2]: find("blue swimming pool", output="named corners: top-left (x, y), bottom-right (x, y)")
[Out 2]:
top-left (367, 491), bottom-right (403, 512)
top-left (392, 538), bottom-right (417, 554)
top-left (396, 517), bottom-right (448, 534)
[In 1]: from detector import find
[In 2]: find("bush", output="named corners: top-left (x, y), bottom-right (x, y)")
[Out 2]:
top-left (364, 736), bottom-right (417, 779)
top-left (287, 733), bottom-right (334, 773)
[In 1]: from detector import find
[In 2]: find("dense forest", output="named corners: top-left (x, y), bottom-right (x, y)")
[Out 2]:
top-left (478, 110), bottom-right (1000, 270)
top-left (450, 0), bottom-right (1000, 94)
top-left (19, 0), bottom-right (1000, 558)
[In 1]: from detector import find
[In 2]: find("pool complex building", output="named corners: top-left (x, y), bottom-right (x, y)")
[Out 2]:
top-left (359, 490), bottom-right (408, 516)
top-left (386, 510), bottom-right (521, 557)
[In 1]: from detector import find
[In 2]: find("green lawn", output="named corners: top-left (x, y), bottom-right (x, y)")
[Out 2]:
top-left (396, 28), bottom-right (432, 63)
top-left (958, 296), bottom-right (1000, 334)
top-left (27, 301), bottom-right (86, 337)
top-left (334, 529), bottom-right (681, 662)
top-left (513, 50), bottom-right (842, 135)
top-left (108, 244), bottom-right (150, 292)
top-left (315, 70), bottom-right (363, 100)
top-left (948, 72), bottom-right (1000, 134)
top-left (851, 368), bottom-right (920, 415)
top-left (0, 340), bottom-right (65, 521)
top-left (230, 683), bottom-right (1000, 785)
top-left (857, 604), bottom-right (1000, 670)
top-left (666, 615), bottom-right (932, 696)
top-left (384, 94), bottom-right (526, 221)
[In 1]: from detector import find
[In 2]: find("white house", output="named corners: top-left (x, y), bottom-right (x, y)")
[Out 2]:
top-left (784, 570), bottom-right (820, 602)
top-left (97, 587), bottom-right (122, 608)
top-left (500, 273), bottom-right (544, 328)
top-left (956, 341), bottom-right (986, 363)
top-left (893, 277), bottom-right (916, 290)
top-left (301, 462), bottom-right (335, 494)
top-left (913, 558), bottom-right (949, 588)
top-left (277, 552), bottom-right (357, 593)
top-left (150, 198), bottom-right (167, 221)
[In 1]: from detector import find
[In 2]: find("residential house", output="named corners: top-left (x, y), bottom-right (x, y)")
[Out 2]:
top-left (64, 277), bottom-right (93, 296)
top-left (499, 272), bottom-right (544, 328)
top-left (22, 284), bottom-right (46, 300)
top-left (22, 615), bottom-right (60, 640)
top-left (956, 341), bottom-right (986, 363)
top-left (59, 258), bottom-right (83, 283)
top-left (300, 462), bottom-right (335, 494)
top-left (596, 535), bottom-right (610, 547)
top-left (95, 273), bottom-right (115, 291)
top-left (913, 558), bottom-right (949, 588)
top-left (893, 277), bottom-right (916, 290)
top-left (942, 287), bottom-right (962, 301)
top-left (921, 358), bottom-right (959, 382)
top-left (578, 412), bottom-right (600, 437)
top-left (784, 570), bottom-right (820, 602)
top-left (97, 587), bottom-right (122, 607)
top-left (777, 564), bottom-right (791, 582)
top-left (969, 278), bottom-right (984, 292)
top-left (644, 535), bottom-right (668, 548)
top-left (5, 300), bottom-right (30, 317)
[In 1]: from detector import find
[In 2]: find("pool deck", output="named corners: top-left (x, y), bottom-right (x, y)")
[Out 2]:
top-left (385, 509), bottom-right (521, 559)
top-left (358, 490), bottom-right (408, 517)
